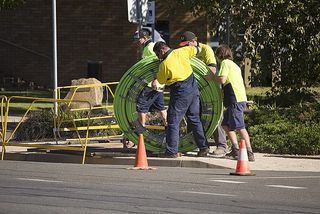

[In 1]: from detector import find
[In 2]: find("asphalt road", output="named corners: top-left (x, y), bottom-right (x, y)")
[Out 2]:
top-left (0, 161), bottom-right (319, 214)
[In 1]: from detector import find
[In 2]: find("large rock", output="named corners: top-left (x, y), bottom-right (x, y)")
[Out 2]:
top-left (64, 78), bottom-right (103, 109)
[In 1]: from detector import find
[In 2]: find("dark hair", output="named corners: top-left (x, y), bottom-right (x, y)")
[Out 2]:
top-left (139, 29), bottom-right (151, 38)
top-left (153, 41), bottom-right (168, 54)
top-left (216, 44), bottom-right (233, 60)
top-left (180, 31), bottom-right (196, 42)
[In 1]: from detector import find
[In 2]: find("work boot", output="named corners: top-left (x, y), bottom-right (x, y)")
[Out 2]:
top-left (211, 147), bottom-right (228, 157)
top-left (122, 138), bottom-right (135, 149)
top-left (225, 147), bottom-right (239, 160)
top-left (158, 153), bottom-right (180, 158)
top-left (248, 151), bottom-right (255, 162)
top-left (197, 148), bottom-right (209, 157)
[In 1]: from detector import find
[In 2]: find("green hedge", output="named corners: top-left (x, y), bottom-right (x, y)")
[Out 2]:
top-left (246, 103), bottom-right (320, 155)
top-left (249, 122), bottom-right (320, 155)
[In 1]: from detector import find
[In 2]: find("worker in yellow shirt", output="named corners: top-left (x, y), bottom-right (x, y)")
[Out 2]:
top-left (134, 29), bottom-right (156, 58)
top-left (179, 31), bottom-right (228, 157)
top-left (123, 29), bottom-right (167, 149)
top-left (213, 45), bottom-right (255, 161)
top-left (134, 29), bottom-right (167, 128)
top-left (153, 41), bottom-right (209, 158)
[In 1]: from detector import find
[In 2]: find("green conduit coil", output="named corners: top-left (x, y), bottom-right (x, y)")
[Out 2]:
top-left (114, 55), bottom-right (223, 153)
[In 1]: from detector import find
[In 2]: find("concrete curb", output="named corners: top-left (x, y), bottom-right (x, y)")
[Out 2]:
top-left (2, 144), bottom-right (319, 171)
top-left (3, 152), bottom-right (230, 169)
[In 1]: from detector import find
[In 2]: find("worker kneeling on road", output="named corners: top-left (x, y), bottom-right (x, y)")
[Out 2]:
top-left (153, 41), bottom-right (209, 158)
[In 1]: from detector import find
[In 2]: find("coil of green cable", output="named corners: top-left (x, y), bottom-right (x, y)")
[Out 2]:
top-left (114, 55), bottom-right (223, 153)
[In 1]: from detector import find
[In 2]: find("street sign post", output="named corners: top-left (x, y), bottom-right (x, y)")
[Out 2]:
top-left (127, 0), bottom-right (155, 24)
top-left (127, 0), bottom-right (148, 24)
top-left (145, 1), bottom-right (155, 25)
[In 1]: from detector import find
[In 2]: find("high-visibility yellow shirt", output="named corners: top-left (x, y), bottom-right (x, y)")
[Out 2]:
top-left (218, 59), bottom-right (247, 103)
top-left (157, 46), bottom-right (198, 85)
top-left (142, 41), bottom-right (156, 58)
top-left (142, 41), bottom-right (164, 91)
top-left (197, 43), bottom-right (217, 66)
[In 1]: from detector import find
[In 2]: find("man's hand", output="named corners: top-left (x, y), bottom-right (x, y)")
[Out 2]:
top-left (204, 73), bottom-right (214, 81)
top-left (151, 79), bottom-right (159, 90)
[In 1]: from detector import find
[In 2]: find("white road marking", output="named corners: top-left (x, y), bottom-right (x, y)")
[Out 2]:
top-left (250, 176), bottom-right (320, 179)
top-left (266, 185), bottom-right (307, 189)
top-left (213, 176), bottom-right (320, 180)
top-left (211, 180), bottom-right (247, 184)
top-left (179, 191), bottom-right (235, 197)
top-left (16, 178), bottom-right (63, 183)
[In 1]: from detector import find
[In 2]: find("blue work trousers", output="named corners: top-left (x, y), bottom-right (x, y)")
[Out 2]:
top-left (166, 74), bottom-right (208, 155)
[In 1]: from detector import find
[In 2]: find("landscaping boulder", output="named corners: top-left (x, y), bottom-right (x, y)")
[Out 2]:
top-left (64, 78), bottom-right (103, 109)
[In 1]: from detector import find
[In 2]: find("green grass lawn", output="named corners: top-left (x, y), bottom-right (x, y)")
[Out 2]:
top-left (0, 89), bottom-right (54, 98)
top-left (0, 90), bottom-right (55, 115)
top-left (246, 86), bottom-right (320, 105)
top-left (246, 87), bottom-right (271, 97)
top-left (3, 102), bottom-right (54, 115)
top-left (246, 86), bottom-right (320, 96)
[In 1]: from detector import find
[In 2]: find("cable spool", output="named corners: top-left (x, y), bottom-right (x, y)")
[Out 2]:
top-left (114, 55), bottom-right (223, 153)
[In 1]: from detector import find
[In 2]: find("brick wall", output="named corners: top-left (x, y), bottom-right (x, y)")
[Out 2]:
top-left (157, 1), bottom-right (208, 48)
top-left (0, 0), bottom-right (208, 88)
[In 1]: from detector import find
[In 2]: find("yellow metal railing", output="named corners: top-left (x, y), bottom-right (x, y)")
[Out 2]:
top-left (55, 82), bottom-right (123, 142)
top-left (0, 96), bottom-right (7, 146)
top-left (1, 82), bottom-right (128, 164)
top-left (0, 96), bottom-right (91, 164)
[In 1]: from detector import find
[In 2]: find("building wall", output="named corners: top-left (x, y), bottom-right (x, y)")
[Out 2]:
top-left (156, 1), bottom-right (207, 48)
top-left (0, 0), bottom-right (208, 88)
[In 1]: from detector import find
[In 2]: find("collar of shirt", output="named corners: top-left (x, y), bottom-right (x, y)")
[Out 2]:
top-left (144, 39), bottom-right (152, 48)
top-left (161, 49), bottom-right (173, 61)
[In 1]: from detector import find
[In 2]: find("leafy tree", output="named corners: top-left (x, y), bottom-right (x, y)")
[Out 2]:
top-left (0, 0), bottom-right (25, 10)
top-left (237, 0), bottom-right (320, 97)
top-left (164, 0), bottom-right (320, 99)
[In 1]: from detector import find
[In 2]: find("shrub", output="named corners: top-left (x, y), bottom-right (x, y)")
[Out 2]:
top-left (247, 103), bottom-right (320, 155)
top-left (15, 109), bottom-right (54, 141)
top-left (249, 122), bottom-right (320, 155)
top-left (14, 108), bottom-right (122, 141)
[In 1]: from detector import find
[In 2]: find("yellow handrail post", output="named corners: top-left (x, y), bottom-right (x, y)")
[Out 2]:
top-left (1, 96), bottom-right (8, 160)
top-left (81, 105), bottom-right (91, 164)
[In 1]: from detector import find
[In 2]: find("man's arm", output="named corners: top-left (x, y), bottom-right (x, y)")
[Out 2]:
top-left (204, 66), bottom-right (226, 84)
top-left (205, 72), bottom-right (226, 84)
top-left (216, 75), bottom-right (227, 84)
top-left (205, 58), bottom-right (228, 84)
top-left (204, 65), bottom-right (217, 81)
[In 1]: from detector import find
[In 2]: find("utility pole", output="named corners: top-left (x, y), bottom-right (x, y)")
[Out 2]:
top-left (52, 0), bottom-right (58, 114)
top-left (136, 0), bottom-right (142, 32)
top-left (136, 0), bottom-right (143, 59)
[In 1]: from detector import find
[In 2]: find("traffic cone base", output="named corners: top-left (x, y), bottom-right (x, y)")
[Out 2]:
top-left (230, 139), bottom-right (255, 176)
top-left (230, 172), bottom-right (255, 176)
top-left (127, 134), bottom-right (156, 170)
top-left (128, 166), bottom-right (156, 170)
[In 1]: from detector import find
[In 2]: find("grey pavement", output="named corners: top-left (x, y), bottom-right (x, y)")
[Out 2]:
top-left (1, 142), bottom-right (319, 172)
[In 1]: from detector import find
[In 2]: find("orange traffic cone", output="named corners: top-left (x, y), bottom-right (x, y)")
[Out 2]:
top-left (128, 134), bottom-right (155, 170)
top-left (230, 139), bottom-right (255, 176)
